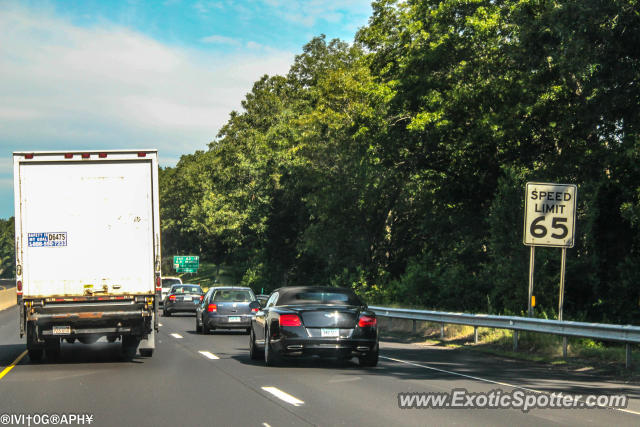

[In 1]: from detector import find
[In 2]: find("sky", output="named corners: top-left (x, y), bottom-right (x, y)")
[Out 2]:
top-left (0, 0), bottom-right (373, 219)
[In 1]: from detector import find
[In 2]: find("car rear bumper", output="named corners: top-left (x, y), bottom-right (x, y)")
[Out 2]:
top-left (164, 301), bottom-right (199, 313)
top-left (205, 314), bottom-right (253, 329)
top-left (272, 337), bottom-right (378, 357)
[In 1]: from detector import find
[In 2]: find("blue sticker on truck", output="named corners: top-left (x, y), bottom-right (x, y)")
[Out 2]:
top-left (28, 232), bottom-right (67, 247)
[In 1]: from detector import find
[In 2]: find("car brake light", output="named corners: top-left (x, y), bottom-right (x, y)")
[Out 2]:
top-left (207, 304), bottom-right (217, 312)
top-left (279, 314), bottom-right (302, 327)
top-left (169, 295), bottom-right (176, 301)
top-left (17, 280), bottom-right (23, 295)
top-left (251, 307), bottom-right (259, 313)
top-left (358, 315), bottom-right (377, 327)
top-left (200, 295), bottom-right (204, 301)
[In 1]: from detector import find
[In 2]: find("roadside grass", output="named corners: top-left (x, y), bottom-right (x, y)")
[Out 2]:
top-left (379, 318), bottom-right (640, 378)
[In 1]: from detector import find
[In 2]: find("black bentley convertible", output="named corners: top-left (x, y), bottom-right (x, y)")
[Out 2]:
top-left (249, 286), bottom-right (378, 367)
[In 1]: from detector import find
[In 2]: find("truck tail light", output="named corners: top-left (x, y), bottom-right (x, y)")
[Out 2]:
top-left (64, 153), bottom-right (73, 159)
top-left (137, 152), bottom-right (146, 157)
top-left (279, 314), bottom-right (301, 327)
top-left (25, 154), bottom-right (34, 159)
top-left (155, 276), bottom-right (162, 292)
top-left (169, 295), bottom-right (176, 301)
top-left (81, 153), bottom-right (90, 159)
top-left (17, 280), bottom-right (23, 295)
top-left (99, 153), bottom-right (108, 158)
top-left (207, 304), bottom-right (217, 312)
top-left (358, 315), bottom-right (377, 328)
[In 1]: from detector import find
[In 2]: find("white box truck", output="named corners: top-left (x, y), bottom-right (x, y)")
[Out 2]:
top-left (13, 150), bottom-right (161, 361)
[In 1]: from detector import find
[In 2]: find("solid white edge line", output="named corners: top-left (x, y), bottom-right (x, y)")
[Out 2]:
top-left (262, 386), bottom-right (304, 407)
top-left (198, 351), bottom-right (220, 360)
top-left (380, 355), bottom-right (640, 416)
top-left (170, 333), bottom-right (183, 339)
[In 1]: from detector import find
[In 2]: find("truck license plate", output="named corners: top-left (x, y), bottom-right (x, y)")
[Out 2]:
top-left (321, 328), bottom-right (339, 337)
top-left (228, 316), bottom-right (241, 322)
top-left (52, 326), bottom-right (71, 335)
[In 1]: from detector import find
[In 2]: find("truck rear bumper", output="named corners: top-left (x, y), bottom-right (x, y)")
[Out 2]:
top-left (26, 301), bottom-right (153, 344)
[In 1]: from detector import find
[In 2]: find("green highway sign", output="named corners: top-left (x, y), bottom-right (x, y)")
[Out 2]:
top-left (174, 255), bottom-right (199, 272)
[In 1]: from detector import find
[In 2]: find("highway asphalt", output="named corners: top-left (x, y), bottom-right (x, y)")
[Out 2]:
top-left (1, 304), bottom-right (640, 426)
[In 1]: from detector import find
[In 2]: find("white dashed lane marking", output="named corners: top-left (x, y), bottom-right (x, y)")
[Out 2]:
top-left (261, 386), bottom-right (304, 407)
top-left (198, 351), bottom-right (219, 360)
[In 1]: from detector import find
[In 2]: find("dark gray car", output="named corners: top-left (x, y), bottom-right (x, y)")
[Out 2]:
top-left (162, 284), bottom-right (203, 316)
top-left (195, 287), bottom-right (258, 334)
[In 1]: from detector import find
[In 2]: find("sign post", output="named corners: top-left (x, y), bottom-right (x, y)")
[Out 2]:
top-left (523, 182), bottom-right (577, 320)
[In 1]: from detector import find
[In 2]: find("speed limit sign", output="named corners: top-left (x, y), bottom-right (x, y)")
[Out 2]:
top-left (524, 182), bottom-right (577, 247)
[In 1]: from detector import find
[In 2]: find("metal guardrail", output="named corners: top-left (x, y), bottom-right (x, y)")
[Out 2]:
top-left (370, 306), bottom-right (640, 368)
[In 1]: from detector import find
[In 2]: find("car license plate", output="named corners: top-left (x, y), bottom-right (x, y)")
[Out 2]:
top-left (321, 328), bottom-right (339, 337)
top-left (228, 316), bottom-right (241, 322)
top-left (182, 296), bottom-right (192, 301)
top-left (52, 326), bottom-right (70, 335)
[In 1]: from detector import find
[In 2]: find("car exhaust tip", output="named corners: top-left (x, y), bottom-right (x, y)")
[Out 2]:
top-left (287, 345), bottom-right (304, 350)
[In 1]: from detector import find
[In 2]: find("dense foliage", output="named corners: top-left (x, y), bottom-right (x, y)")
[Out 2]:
top-left (160, 0), bottom-right (640, 323)
top-left (0, 218), bottom-right (15, 278)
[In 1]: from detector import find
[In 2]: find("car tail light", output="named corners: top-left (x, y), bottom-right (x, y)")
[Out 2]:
top-left (251, 307), bottom-right (259, 313)
top-left (358, 315), bottom-right (377, 328)
top-left (17, 280), bottom-right (23, 295)
top-left (207, 303), bottom-right (217, 312)
top-left (279, 314), bottom-right (302, 327)
top-left (200, 295), bottom-right (204, 301)
top-left (169, 295), bottom-right (176, 301)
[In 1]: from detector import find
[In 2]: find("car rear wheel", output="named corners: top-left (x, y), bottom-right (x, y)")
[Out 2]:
top-left (358, 344), bottom-right (379, 368)
top-left (264, 328), bottom-right (280, 367)
top-left (195, 315), bottom-right (202, 333)
top-left (249, 328), bottom-right (262, 360)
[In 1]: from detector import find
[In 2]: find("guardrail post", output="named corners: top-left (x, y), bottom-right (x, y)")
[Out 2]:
top-left (412, 320), bottom-right (417, 334)
top-left (513, 330), bottom-right (518, 352)
top-left (474, 327), bottom-right (478, 344)
top-left (440, 323), bottom-right (445, 339)
top-left (626, 344), bottom-right (632, 369)
top-left (563, 337), bottom-right (567, 358)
